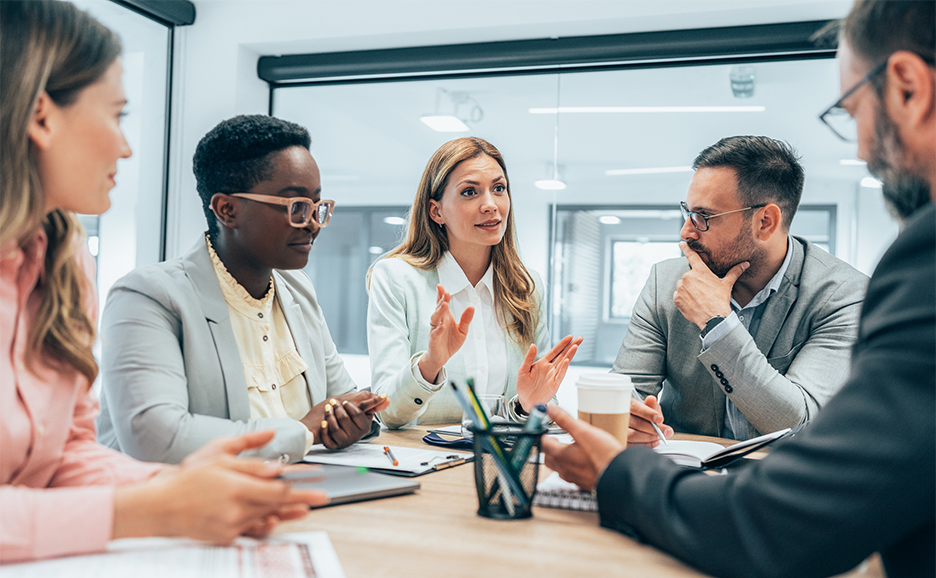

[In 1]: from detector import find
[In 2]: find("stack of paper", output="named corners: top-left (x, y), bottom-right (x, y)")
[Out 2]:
top-left (2, 532), bottom-right (344, 578)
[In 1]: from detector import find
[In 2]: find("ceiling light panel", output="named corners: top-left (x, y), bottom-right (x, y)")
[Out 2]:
top-left (529, 106), bottom-right (766, 114)
top-left (605, 166), bottom-right (693, 176)
top-left (419, 115), bottom-right (470, 132)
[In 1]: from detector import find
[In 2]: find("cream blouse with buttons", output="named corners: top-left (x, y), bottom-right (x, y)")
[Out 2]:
top-left (207, 240), bottom-right (316, 451)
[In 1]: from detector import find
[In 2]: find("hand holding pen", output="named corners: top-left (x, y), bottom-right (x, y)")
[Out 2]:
top-left (628, 392), bottom-right (672, 447)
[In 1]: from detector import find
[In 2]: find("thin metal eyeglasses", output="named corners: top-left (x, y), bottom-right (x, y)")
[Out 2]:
top-left (228, 193), bottom-right (335, 228)
top-left (818, 59), bottom-right (888, 142)
top-left (679, 201), bottom-right (766, 232)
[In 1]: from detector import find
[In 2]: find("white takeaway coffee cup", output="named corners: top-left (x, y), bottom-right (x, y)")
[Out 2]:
top-left (576, 372), bottom-right (633, 447)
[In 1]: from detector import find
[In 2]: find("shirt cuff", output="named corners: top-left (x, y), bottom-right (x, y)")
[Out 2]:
top-left (700, 311), bottom-right (740, 351)
top-left (506, 395), bottom-right (556, 425)
top-left (303, 428), bottom-right (316, 455)
top-left (410, 352), bottom-right (447, 392)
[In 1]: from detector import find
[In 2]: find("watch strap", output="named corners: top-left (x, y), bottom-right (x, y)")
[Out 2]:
top-left (701, 315), bottom-right (726, 338)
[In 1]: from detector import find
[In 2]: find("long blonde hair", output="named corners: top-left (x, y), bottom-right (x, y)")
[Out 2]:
top-left (381, 137), bottom-right (539, 346)
top-left (1, 1), bottom-right (121, 383)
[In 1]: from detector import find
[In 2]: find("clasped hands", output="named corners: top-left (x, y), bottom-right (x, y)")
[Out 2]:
top-left (417, 284), bottom-right (582, 412)
top-left (301, 391), bottom-right (389, 449)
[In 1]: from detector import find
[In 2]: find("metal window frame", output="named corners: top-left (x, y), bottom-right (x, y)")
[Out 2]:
top-left (260, 20), bottom-right (835, 86)
top-left (110, 0), bottom-right (194, 27)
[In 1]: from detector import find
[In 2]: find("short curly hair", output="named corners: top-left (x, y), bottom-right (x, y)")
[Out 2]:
top-left (193, 114), bottom-right (311, 240)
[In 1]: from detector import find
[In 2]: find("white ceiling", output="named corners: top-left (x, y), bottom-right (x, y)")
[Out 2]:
top-left (191, 0), bottom-right (853, 56)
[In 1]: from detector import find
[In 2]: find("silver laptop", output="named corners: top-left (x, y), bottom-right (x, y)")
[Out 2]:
top-left (281, 464), bottom-right (420, 506)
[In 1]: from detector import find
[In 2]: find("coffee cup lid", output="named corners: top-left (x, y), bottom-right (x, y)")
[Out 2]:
top-left (575, 372), bottom-right (632, 388)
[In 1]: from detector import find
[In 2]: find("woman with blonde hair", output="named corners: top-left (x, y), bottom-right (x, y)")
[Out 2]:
top-left (367, 137), bottom-right (581, 427)
top-left (0, 1), bottom-right (323, 563)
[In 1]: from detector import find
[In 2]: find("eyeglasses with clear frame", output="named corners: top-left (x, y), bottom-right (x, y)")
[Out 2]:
top-left (818, 59), bottom-right (889, 142)
top-left (679, 201), bottom-right (766, 232)
top-left (229, 193), bottom-right (335, 228)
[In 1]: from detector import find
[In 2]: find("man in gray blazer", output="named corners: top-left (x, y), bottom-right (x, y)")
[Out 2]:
top-left (616, 136), bottom-right (868, 441)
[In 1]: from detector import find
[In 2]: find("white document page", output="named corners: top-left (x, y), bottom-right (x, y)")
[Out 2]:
top-left (304, 443), bottom-right (471, 475)
top-left (1, 532), bottom-right (344, 578)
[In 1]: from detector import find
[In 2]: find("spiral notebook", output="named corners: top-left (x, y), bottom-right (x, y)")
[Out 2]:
top-left (533, 472), bottom-right (598, 512)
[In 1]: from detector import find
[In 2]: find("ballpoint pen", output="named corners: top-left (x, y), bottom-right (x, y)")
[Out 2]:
top-left (383, 446), bottom-right (399, 467)
top-left (631, 388), bottom-right (668, 446)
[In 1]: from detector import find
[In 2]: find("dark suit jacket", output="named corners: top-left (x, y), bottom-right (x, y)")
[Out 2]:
top-left (596, 203), bottom-right (935, 578)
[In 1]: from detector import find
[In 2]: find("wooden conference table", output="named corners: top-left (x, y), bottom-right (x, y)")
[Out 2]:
top-left (277, 426), bottom-right (883, 578)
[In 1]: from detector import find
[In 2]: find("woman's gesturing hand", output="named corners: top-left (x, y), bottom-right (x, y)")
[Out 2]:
top-left (417, 284), bottom-right (474, 383)
top-left (515, 335), bottom-right (583, 412)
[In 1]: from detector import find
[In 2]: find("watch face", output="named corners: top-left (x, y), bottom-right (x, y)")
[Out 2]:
top-left (703, 316), bottom-right (725, 337)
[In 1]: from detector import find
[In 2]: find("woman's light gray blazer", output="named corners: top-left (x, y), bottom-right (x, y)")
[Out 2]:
top-left (96, 238), bottom-right (358, 464)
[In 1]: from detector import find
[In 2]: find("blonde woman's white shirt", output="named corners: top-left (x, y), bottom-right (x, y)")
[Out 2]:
top-left (436, 252), bottom-right (508, 397)
top-left (367, 253), bottom-right (551, 428)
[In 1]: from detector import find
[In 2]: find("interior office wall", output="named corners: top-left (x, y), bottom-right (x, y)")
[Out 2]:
top-left (164, 0), bottom-right (855, 256)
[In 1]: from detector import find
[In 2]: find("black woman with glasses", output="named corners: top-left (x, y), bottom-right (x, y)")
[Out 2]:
top-left (612, 135), bottom-right (867, 444)
top-left (97, 115), bottom-right (389, 464)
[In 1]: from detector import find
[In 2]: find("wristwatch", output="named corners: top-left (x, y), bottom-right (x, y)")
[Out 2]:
top-left (512, 398), bottom-right (529, 417)
top-left (701, 315), bottom-right (726, 338)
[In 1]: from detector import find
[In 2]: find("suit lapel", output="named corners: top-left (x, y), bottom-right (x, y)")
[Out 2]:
top-left (181, 240), bottom-right (251, 420)
top-left (275, 272), bottom-right (321, 404)
top-left (753, 238), bottom-right (804, 356)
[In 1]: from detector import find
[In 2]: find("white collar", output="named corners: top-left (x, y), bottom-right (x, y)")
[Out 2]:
top-left (437, 251), bottom-right (495, 295)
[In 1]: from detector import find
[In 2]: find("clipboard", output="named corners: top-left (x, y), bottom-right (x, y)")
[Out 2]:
top-left (303, 443), bottom-right (472, 477)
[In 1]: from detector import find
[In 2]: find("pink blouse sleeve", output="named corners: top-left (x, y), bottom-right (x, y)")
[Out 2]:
top-left (0, 389), bottom-right (163, 563)
top-left (0, 484), bottom-right (117, 563)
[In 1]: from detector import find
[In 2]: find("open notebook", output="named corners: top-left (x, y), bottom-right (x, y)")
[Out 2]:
top-left (653, 427), bottom-right (793, 469)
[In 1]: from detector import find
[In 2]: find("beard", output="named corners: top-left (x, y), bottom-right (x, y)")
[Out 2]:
top-left (686, 220), bottom-right (762, 279)
top-left (867, 99), bottom-right (933, 221)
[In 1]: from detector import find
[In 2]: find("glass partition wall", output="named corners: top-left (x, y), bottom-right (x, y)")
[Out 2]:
top-left (71, 0), bottom-right (172, 313)
top-left (272, 44), bottom-right (889, 365)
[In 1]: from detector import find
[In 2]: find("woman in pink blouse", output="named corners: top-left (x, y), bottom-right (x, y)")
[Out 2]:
top-left (0, 1), bottom-right (325, 563)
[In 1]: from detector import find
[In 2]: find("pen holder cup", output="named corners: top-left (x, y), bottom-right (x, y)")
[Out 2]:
top-left (470, 423), bottom-right (546, 520)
